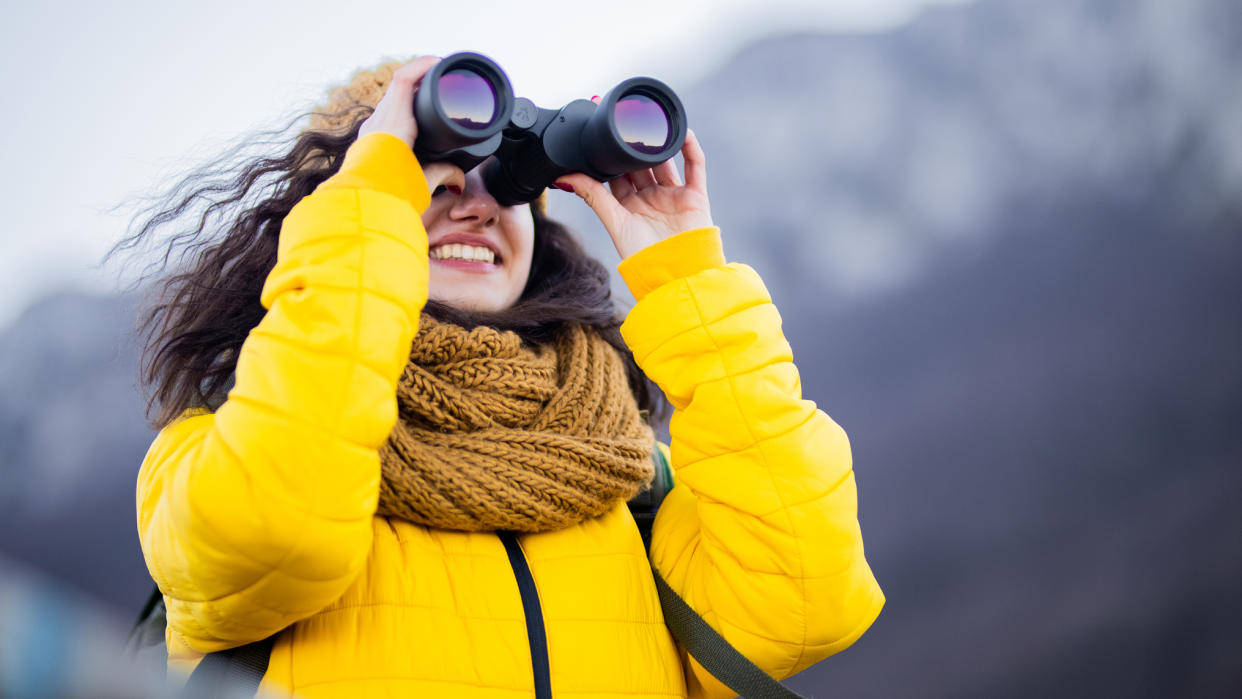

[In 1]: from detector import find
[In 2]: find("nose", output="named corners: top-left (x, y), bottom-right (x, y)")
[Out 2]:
top-left (447, 172), bottom-right (499, 227)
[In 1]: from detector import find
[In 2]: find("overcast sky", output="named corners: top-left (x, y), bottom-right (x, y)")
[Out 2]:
top-left (0, 0), bottom-right (971, 327)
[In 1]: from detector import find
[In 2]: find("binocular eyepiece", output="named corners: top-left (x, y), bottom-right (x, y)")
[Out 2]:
top-left (411, 52), bottom-right (688, 206)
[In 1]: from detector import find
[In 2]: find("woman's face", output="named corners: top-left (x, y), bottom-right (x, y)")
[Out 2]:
top-left (422, 162), bottom-right (534, 312)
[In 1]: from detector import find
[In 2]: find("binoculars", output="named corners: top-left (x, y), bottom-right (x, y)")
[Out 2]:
top-left (412, 52), bottom-right (688, 206)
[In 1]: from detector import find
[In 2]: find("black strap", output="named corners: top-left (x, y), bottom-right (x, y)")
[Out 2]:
top-left (159, 443), bottom-right (806, 699)
top-left (499, 531), bottom-right (553, 699)
top-left (133, 585), bottom-right (164, 633)
top-left (126, 585), bottom-right (168, 657)
top-left (640, 446), bottom-right (807, 698)
top-left (181, 635), bottom-right (275, 699)
top-left (651, 566), bottom-right (807, 699)
top-left (630, 443), bottom-right (674, 549)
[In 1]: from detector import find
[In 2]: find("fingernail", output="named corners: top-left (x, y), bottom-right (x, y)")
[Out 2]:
top-left (553, 183), bottom-right (574, 193)
top-left (590, 95), bottom-right (600, 102)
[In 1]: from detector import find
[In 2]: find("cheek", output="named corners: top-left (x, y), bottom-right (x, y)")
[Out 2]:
top-left (505, 214), bottom-right (536, 277)
top-left (420, 203), bottom-right (449, 235)
top-left (516, 232), bottom-right (535, 274)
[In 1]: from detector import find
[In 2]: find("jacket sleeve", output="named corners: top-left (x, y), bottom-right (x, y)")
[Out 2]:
top-left (618, 227), bottom-right (885, 698)
top-left (135, 132), bottom-right (431, 654)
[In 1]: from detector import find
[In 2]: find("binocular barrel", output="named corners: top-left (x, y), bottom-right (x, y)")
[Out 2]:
top-left (411, 52), bottom-right (687, 205)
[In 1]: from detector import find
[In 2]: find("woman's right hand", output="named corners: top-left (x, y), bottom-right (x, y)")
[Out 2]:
top-left (357, 56), bottom-right (465, 194)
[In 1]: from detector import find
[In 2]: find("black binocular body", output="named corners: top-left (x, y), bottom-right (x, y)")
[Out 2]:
top-left (411, 52), bottom-right (688, 206)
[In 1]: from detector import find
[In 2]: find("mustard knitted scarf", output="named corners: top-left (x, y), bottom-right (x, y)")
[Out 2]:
top-left (377, 315), bottom-right (655, 532)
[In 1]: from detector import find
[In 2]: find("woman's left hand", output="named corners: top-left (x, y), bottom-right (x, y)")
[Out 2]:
top-left (553, 128), bottom-right (713, 261)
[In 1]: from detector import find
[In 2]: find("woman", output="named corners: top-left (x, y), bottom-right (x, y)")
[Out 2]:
top-left (132, 56), bottom-right (884, 698)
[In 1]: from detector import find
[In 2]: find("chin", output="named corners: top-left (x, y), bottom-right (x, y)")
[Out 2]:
top-left (429, 293), bottom-right (508, 314)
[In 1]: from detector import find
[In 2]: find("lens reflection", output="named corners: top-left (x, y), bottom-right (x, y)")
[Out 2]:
top-left (614, 93), bottom-right (670, 154)
top-left (439, 69), bottom-right (497, 130)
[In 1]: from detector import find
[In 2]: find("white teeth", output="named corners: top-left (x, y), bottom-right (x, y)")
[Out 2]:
top-left (431, 243), bottom-right (496, 263)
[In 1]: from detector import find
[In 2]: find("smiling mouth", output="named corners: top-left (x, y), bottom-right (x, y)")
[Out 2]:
top-left (430, 257), bottom-right (500, 273)
top-left (429, 242), bottom-right (502, 265)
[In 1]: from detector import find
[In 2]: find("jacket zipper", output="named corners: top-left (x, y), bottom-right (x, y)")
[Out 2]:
top-left (498, 532), bottom-right (553, 699)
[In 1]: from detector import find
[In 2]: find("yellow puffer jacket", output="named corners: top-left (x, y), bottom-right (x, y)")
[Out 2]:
top-left (136, 132), bottom-right (884, 698)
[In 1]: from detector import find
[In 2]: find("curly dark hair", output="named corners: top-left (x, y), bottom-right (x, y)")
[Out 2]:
top-left (112, 105), bottom-right (667, 429)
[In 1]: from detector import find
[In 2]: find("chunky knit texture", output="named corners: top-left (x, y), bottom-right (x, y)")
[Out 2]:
top-left (377, 315), bottom-right (655, 532)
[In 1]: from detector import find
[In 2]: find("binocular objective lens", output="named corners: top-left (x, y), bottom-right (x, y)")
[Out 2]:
top-left (438, 68), bottom-right (498, 130)
top-left (613, 93), bottom-right (670, 155)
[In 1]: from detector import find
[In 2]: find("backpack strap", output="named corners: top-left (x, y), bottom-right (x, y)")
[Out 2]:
top-left (126, 585), bottom-right (167, 656)
top-left (652, 567), bottom-right (806, 699)
top-left (151, 443), bottom-right (807, 699)
top-left (629, 442), bottom-right (674, 548)
top-left (181, 636), bottom-right (275, 699)
top-left (127, 585), bottom-right (274, 698)
top-left (133, 585), bottom-right (164, 633)
top-left (638, 443), bottom-right (809, 699)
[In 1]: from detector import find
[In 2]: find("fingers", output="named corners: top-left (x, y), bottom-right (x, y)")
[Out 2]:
top-left (651, 158), bottom-right (682, 187)
top-left (625, 168), bottom-right (657, 191)
top-left (608, 175), bottom-right (636, 201)
top-left (391, 55), bottom-right (441, 91)
top-left (555, 173), bottom-right (626, 232)
top-left (683, 128), bottom-right (707, 193)
top-left (380, 56), bottom-right (440, 111)
top-left (358, 56), bottom-right (441, 148)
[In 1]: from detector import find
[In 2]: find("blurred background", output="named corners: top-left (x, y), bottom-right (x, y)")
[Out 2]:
top-left (2, 0), bottom-right (1240, 696)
